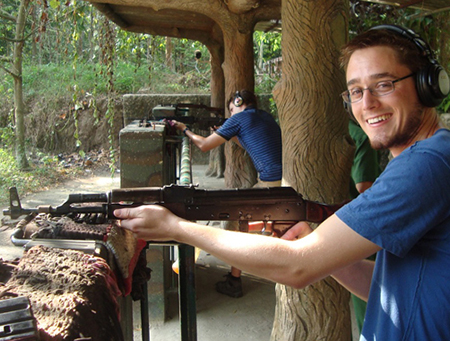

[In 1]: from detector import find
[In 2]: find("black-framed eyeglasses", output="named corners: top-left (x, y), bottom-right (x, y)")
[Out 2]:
top-left (341, 73), bottom-right (415, 104)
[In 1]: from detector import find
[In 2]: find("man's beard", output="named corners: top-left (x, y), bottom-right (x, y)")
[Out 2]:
top-left (370, 106), bottom-right (425, 151)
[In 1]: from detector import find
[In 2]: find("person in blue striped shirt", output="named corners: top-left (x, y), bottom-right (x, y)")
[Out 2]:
top-left (173, 89), bottom-right (282, 297)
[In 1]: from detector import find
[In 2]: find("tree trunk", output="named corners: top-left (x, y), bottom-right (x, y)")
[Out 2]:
top-left (13, 0), bottom-right (30, 170)
top-left (222, 29), bottom-right (257, 189)
top-left (257, 36), bottom-right (264, 72)
top-left (165, 36), bottom-right (174, 71)
top-left (271, 0), bottom-right (354, 339)
top-left (206, 42), bottom-right (226, 178)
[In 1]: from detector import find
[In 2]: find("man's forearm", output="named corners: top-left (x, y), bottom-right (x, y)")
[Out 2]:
top-left (175, 215), bottom-right (378, 290)
top-left (185, 130), bottom-right (225, 152)
top-left (175, 219), bottom-right (315, 287)
top-left (184, 129), bottom-right (209, 151)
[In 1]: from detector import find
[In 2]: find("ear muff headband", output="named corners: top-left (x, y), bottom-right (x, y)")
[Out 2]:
top-left (234, 91), bottom-right (244, 107)
top-left (369, 24), bottom-right (450, 107)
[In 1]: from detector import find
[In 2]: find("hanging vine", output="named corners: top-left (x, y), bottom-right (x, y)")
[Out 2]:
top-left (69, 0), bottom-right (84, 157)
top-left (99, 16), bottom-right (117, 175)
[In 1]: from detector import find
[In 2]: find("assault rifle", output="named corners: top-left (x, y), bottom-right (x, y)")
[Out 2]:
top-left (162, 116), bottom-right (227, 131)
top-left (3, 185), bottom-right (346, 237)
top-left (150, 103), bottom-right (227, 130)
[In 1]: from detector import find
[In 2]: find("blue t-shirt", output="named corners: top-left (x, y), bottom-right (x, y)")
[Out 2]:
top-left (215, 107), bottom-right (282, 181)
top-left (336, 129), bottom-right (450, 341)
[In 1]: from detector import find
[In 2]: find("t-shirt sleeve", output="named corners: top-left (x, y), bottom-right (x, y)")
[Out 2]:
top-left (337, 150), bottom-right (450, 257)
top-left (215, 115), bottom-right (241, 141)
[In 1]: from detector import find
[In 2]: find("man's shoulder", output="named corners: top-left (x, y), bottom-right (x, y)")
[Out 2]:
top-left (432, 128), bottom-right (450, 139)
top-left (394, 129), bottom-right (450, 178)
top-left (415, 128), bottom-right (450, 152)
top-left (431, 128), bottom-right (450, 140)
top-left (234, 107), bottom-right (260, 122)
top-left (244, 108), bottom-right (277, 122)
top-left (240, 107), bottom-right (258, 115)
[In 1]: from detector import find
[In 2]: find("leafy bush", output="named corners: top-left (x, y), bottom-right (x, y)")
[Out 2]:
top-left (0, 124), bottom-right (15, 148)
top-left (439, 95), bottom-right (450, 114)
top-left (0, 147), bottom-right (81, 205)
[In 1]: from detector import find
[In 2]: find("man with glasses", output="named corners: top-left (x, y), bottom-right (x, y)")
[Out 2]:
top-left (343, 73), bottom-right (415, 103)
top-left (115, 26), bottom-right (450, 340)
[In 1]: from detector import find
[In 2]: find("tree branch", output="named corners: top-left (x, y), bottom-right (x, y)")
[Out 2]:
top-left (0, 35), bottom-right (23, 43)
top-left (0, 9), bottom-right (16, 22)
top-left (0, 64), bottom-right (18, 78)
top-left (0, 29), bottom-right (35, 43)
top-left (0, 55), bottom-right (13, 63)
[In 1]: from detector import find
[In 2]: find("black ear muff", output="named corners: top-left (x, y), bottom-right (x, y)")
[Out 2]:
top-left (416, 64), bottom-right (450, 107)
top-left (234, 91), bottom-right (244, 107)
top-left (369, 24), bottom-right (450, 107)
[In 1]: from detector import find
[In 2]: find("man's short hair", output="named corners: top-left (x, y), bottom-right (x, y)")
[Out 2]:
top-left (340, 28), bottom-right (430, 74)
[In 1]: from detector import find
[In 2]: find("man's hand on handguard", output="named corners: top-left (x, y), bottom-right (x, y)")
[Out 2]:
top-left (114, 205), bottom-right (181, 242)
top-left (171, 120), bottom-right (187, 132)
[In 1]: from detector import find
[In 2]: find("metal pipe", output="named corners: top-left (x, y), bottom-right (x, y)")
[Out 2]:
top-left (179, 137), bottom-right (192, 185)
top-left (177, 136), bottom-right (197, 340)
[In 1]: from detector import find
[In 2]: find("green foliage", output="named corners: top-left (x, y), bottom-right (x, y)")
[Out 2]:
top-left (253, 31), bottom-right (282, 62)
top-left (439, 95), bottom-right (450, 114)
top-left (0, 148), bottom-right (18, 186)
top-left (11, 61), bottom-right (210, 99)
top-left (256, 73), bottom-right (279, 94)
top-left (13, 62), bottom-right (144, 98)
top-left (0, 147), bottom-right (80, 205)
top-left (0, 123), bottom-right (15, 148)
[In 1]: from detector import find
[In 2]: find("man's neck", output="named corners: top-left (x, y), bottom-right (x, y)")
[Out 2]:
top-left (390, 109), bottom-right (441, 157)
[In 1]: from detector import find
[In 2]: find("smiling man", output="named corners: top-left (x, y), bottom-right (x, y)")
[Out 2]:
top-left (115, 26), bottom-right (450, 340)
top-left (342, 45), bottom-right (442, 156)
top-left (335, 25), bottom-right (450, 340)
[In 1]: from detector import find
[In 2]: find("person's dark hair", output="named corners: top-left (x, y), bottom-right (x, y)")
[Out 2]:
top-left (340, 28), bottom-right (429, 74)
top-left (227, 89), bottom-right (258, 109)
